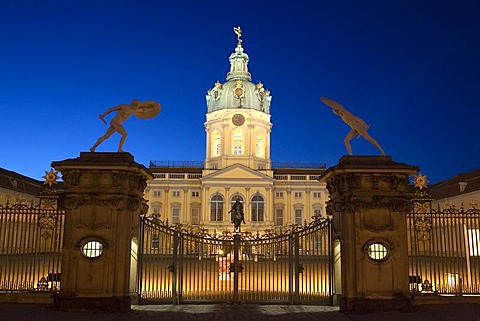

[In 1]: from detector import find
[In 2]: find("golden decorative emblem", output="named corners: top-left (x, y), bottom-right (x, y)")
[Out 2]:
top-left (43, 169), bottom-right (58, 187)
top-left (234, 80), bottom-right (244, 98)
top-left (413, 173), bottom-right (429, 190)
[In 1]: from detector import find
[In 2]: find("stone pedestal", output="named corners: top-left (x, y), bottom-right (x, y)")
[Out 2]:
top-left (321, 156), bottom-right (418, 312)
top-left (51, 152), bottom-right (152, 312)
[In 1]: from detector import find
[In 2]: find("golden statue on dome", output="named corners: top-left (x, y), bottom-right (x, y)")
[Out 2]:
top-left (234, 26), bottom-right (242, 46)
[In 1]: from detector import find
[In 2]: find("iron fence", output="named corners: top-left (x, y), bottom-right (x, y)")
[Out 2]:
top-left (408, 193), bottom-right (480, 295)
top-left (0, 198), bottom-right (64, 292)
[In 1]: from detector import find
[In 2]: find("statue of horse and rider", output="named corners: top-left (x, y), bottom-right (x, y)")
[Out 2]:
top-left (229, 199), bottom-right (245, 231)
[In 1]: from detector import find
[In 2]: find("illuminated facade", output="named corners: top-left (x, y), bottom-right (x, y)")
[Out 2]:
top-left (0, 167), bottom-right (43, 206)
top-left (146, 32), bottom-right (328, 233)
top-left (428, 169), bottom-right (480, 209)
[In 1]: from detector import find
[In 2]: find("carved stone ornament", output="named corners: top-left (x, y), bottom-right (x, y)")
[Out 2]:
top-left (112, 172), bottom-right (129, 187)
top-left (130, 175), bottom-right (147, 192)
top-left (127, 197), bottom-right (141, 211)
top-left (75, 208), bottom-right (111, 231)
top-left (326, 173), bottom-right (409, 196)
top-left (64, 195), bottom-right (90, 210)
top-left (329, 195), bottom-right (412, 213)
top-left (62, 171), bottom-right (81, 187)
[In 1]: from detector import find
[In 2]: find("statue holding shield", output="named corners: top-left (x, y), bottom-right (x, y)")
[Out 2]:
top-left (90, 99), bottom-right (161, 152)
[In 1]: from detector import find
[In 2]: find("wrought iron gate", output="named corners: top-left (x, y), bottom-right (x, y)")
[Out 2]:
top-left (138, 217), bottom-right (333, 304)
top-left (408, 192), bottom-right (480, 295)
top-left (0, 197), bottom-right (64, 292)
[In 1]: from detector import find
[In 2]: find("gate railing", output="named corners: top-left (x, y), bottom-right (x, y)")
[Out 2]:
top-left (138, 216), bottom-right (333, 304)
top-left (408, 189), bottom-right (480, 295)
top-left (0, 197), bottom-right (64, 292)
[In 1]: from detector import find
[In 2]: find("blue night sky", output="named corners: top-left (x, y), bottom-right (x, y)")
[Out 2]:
top-left (1, 0), bottom-right (479, 184)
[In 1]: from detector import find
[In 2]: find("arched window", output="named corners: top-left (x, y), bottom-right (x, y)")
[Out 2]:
top-left (231, 194), bottom-right (244, 205)
top-left (255, 134), bottom-right (264, 157)
top-left (233, 131), bottom-right (243, 155)
top-left (251, 194), bottom-right (264, 222)
top-left (210, 194), bottom-right (224, 221)
top-left (212, 131), bottom-right (221, 157)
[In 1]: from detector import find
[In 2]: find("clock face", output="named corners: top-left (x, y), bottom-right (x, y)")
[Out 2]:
top-left (232, 114), bottom-right (245, 126)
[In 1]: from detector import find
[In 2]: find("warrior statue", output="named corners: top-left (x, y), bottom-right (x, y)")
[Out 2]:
top-left (90, 100), bottom-right (160, 153)
top-left (320, 97), bottom-right (386, 156)
top-left (229, 199), bottom-right (245, 232)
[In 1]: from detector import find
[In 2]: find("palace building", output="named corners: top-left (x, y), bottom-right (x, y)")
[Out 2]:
top-left (145, 31), bottom-right (328, 233)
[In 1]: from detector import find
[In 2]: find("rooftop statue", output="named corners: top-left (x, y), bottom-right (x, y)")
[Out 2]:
top-left (90, 100), bottom-right (160, 153)
top-left (233, 26), bottom-right (242, 46)
top-left (320, 97), bottom-right (385, 156)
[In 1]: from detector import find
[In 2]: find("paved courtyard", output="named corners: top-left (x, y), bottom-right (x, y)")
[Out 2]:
top-left (1, 303), bottom-right (480, 321)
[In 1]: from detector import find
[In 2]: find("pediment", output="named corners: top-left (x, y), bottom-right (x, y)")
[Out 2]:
top-left (202, 164), bottom-right (274, 182)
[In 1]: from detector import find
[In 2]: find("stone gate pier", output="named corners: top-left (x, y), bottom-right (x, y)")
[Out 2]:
top-left (321, 156), bottom-right (418, 312)
top-left (51, 152), bottom-right (152, 311)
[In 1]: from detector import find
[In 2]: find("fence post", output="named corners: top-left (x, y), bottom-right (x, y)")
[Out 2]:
top-left (51, 152), bottom-right (152, 312)
top-left (233, 233), bottom-right (240, 303)
top-left (320, 156), bottom-right (417, 312)
top-left (294, 231), bottom-right (300, 304)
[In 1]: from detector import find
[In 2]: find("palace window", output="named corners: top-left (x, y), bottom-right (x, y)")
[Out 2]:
top-left (171, 206), bottom-right (180, 224)
top-left (152, 205), bottom-right (161, 216)
top-left (172, 190), bottom-right (181, 197)
top-left (313, 206), bottom-right (322, 218)
top-left (313, 192), bottom-right (322, 198)
top-left (153, 190), bottom-right (161, 197)
top-left (295, 208), bottom-right (303, 225)
top-left (212, 132), bottom-right (221, 157)
top-left (191, 191), bottom-right (200, 197)
top-left (233, 131), bottom-right (244, 155)
top-left (294, 192), bottom-right (303, 198)
top-left (255, 134), bottom-right (264, 157)
top-left (251, 194), bottom-right (264, 222)
top-left (231, 194), bottom-right (244, 205)
top-left (151, 234), bottom-right (159, 249)
top-left (275, 192), bottom-right (284, 198)
top-left (210, 194), bottom-right (224, 221)
top-left (275, 208), bottom-right (284, 226)
top-left (191, 207), bottom-right (200, 225)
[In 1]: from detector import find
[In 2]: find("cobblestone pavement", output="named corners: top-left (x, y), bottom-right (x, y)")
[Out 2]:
top-left (1, 303), bottom-right (480, 321)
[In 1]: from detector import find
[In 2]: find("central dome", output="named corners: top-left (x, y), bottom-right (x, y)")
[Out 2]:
top-left (206, 34), bottom-right (272, 114)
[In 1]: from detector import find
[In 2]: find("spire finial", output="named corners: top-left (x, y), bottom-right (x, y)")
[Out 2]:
top-left (233, 26), bottom-right (242, 47)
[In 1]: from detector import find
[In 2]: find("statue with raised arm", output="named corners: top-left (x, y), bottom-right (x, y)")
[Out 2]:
top-left (320, 97), bottom-right (385, 156)
top-left (90, 99), bottom-right (160, 153)
top-left (233, 26), bottom-right (242, 46)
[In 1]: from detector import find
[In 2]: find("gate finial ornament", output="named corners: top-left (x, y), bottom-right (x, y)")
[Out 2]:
top-left (320, 97), bottom-right (385, 156)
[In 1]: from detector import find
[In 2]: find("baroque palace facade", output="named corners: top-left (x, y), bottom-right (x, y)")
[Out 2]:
top-left (145, 32), bottom-right (328, 233)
